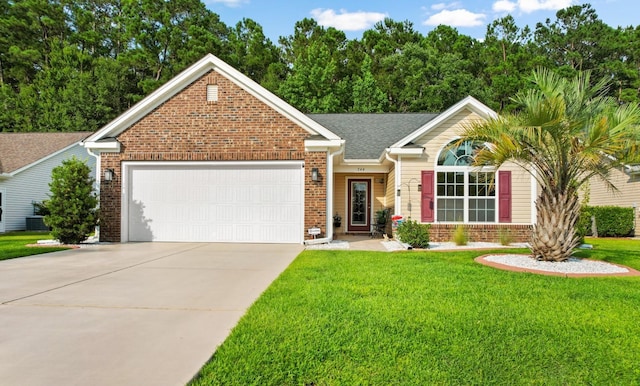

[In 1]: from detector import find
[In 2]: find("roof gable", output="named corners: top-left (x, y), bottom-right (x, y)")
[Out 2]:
top-left (84, 54), bottom-right (339, 147)
top-left (391, 96), bottom-right (497, 148)
top-left (0, 132), bottom-right (91, 175)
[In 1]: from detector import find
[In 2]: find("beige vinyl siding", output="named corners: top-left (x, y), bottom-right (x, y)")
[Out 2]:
top-left (333, 173), bottom-right (388, 233)
top-left (588, 169), bottom-right (640, 207)
top-left (333, 173), bottom-right (347, 226)
top-left (398, 108), bottom-right (533, 224)
top-left (586, 168), bottom-right (640, 230)
top-left (417, 110), bottom-right (482, 160)
top-left (587, 167), bottom-right (640, 208)
top-left (385, 168), bottom-right (396, 213)
top-left (372, 175), bottom-right (387, 213)
top-left (398, 157), bottom-right (424, 220)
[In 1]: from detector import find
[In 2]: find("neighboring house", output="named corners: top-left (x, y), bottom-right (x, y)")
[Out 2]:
top-left (586, 165), bottom-right (640, 231)
top-left (84, 54), bottom-right (535, 244)
top-left (0, 132), bottom-right (95, 233)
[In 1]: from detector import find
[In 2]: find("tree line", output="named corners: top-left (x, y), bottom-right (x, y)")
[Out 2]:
top-left (1, 1), bottom-right (639, 132)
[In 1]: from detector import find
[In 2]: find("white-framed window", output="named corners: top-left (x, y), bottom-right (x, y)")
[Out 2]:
top-left (435, 140), bottom-right (496, 223)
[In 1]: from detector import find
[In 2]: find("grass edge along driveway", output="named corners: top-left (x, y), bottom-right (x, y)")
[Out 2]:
top-left (0, 231), bottom-right (71, 261)
top-left (192, 238), bottom-right (640, 385)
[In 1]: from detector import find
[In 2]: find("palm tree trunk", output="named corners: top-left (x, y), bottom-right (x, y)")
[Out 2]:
top-left (530, 188), bottom-right (581, 262)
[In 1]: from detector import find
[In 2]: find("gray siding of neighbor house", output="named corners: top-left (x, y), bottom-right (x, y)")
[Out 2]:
top-left (0, 145), bottom-right (95, 232)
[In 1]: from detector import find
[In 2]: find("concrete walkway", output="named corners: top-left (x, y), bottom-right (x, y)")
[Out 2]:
top-left (0, 242), bottom-right (302, 386)
top-left (305, 235), bottom-right (404, 252)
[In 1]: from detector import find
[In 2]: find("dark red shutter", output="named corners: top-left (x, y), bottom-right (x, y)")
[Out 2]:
top-left (498, 171), bottom-right (512, 223)
top-left (421, 171), bottom-right (435, 222)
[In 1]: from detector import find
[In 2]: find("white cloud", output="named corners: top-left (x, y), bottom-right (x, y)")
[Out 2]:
top-left (518, 0), bottom-right (574, 13)
top-left (431, 1), bottom-right (462, 11)
top-left (432, 3), bottom-right (447, 10)
top-left (493, 0), bottom-right (518, 12)
top-left (310, 8), bottom-right (387, 31)
top-left (423, 9), bottom-right (487, 27)
top-left (207, 0), bottom-right (247, 7)
top-left (431, 2), bottom-right (462, 11)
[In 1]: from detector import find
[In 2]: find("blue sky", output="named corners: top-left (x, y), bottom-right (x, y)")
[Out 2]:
top-left (202, 0), bottom-right (637, 43)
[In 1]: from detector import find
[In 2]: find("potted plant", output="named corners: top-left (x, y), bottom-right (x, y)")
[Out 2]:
top-left (375, 208), bottom-right (390, 225)
top-left (372, 208), bottom-right (390, 237)
top-left (333, 213), bottom-right (342, 228)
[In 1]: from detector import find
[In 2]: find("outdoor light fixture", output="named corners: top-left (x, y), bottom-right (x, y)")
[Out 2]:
top-left (311, 168), bottom-right (319, 182)
top-left (104, 168), bottom-right (114, 182)
top-left (396, 189), bottom-right (401, 197)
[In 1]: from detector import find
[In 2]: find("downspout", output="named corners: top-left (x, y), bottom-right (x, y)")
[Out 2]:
top-left (385, 150), bottom-right (400, 216)
top-left (531, 167), bottom-right (538, 225)
top-left (304, 142), bottom-right (345, 245)
top-left (85, 146), bottom-right (101, 239)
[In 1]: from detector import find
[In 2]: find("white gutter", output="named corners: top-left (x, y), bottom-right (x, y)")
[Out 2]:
top-left (85, 147), bottom-right (102, 239)
top-left (385, 150), bottom-right (400, 215)
top-left (388, 147), bottom-right (424, 156)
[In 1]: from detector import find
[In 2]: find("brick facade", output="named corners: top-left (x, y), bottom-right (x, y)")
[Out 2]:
top-left (305, 152), bottom-right (327, 237)
top-left (428, 224), bottom-right (533, 243)
top-left (98, 70), bottom-right (327, 242)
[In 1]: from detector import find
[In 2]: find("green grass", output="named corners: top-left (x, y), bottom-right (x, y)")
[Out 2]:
top-left (0, 231), bottom-right (70, 261)
top-left (192, 240), bottom-right (640, 385)
top-left (576, 237), bottom-right (640, 270)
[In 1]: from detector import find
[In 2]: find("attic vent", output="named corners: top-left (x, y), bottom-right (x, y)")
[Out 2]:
top-left (207, 84), bottom-right (218, 102)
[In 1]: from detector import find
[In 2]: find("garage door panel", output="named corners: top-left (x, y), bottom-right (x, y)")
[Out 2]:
top-left (127, 163), bottom-right (304, 243)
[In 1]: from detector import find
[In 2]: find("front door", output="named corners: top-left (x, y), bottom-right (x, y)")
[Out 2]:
top-left (0, 189), bottom-right (5, 233)
top-left (348, 179), bottom-right (371, 232)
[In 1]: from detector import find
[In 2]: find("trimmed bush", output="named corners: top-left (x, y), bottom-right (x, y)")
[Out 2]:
top-left (576, 206), bottom-right (595, 242)
top-left (593, 206), bottom-right (634, 237)
top-left (396, 220), bottom-right (430, 248)
top-left (45, 156), bottom-right (98, 244)
top-left (578, 205), bottom-right (634, 238)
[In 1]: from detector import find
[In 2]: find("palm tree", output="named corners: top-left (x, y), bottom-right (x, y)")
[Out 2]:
top-left (461, 68), bottom-right (640, 261)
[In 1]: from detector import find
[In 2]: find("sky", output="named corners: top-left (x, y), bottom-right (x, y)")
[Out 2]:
top-left (201, 0), bottom-right (638, 43)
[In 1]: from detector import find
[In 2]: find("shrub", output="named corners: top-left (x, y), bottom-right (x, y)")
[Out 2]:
top-left (452, 224), bottom-right (468, 246)
top-left (498, 228), bottom-right (513, 246)
top-left (396, 220), bottom-right (430, 248)
top-left (578, 205), bottom-right (634, 238)
top-left (45, 156), bottom-right (98, 244)
top-left (576, 206), bottom-right (595, 242)
top-left (33, 201), bottom-right (50, 216)
top-left (592, 206), bottom-right (634, 237)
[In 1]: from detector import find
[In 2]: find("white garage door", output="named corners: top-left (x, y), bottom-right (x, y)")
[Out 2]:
top-left (124, 162), bottom-right (304, 243)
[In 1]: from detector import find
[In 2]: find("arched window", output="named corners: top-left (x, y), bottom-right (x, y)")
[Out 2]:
top-left (435, 140), bottom-right (496, 222)
top-left (437, 140), bottom-right (485, 166)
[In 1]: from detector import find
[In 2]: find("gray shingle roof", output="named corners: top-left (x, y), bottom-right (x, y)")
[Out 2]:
top-left (307, 113), bottom-right (439, 159)
top-left (0, 132), bottom-right (91, 174)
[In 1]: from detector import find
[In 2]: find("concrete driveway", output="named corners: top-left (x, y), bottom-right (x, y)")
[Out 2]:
top-left (0, 242), bottom-right (302, 386)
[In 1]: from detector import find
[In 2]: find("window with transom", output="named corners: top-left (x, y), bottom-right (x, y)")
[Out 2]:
top-left (435, 140), bottom-right (496, 222)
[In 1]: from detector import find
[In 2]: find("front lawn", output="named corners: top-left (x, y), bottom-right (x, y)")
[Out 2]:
top-left (576, 237), bottom-right (640, 270)
top-left (192, 240), bottom-right (640, 385)
top-left (0, 231), bottom-right (70, 261)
